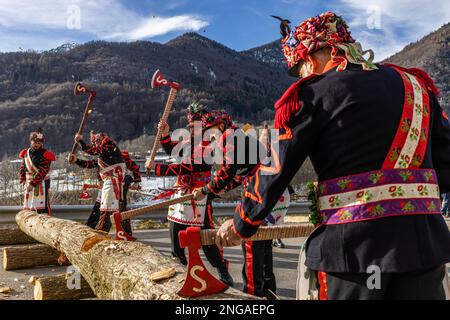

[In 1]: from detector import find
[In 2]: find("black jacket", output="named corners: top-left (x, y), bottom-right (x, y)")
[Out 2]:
top-left (234, 63), bottom-right (450, 272)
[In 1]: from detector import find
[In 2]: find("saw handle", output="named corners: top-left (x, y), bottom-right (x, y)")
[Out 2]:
top-left (146, 87), bottom-right (178, 170)
top-left (199, 223), bottom-right (315, 246)
top-left (70, 91), bottom-right (96, 156)
top-left (119, 193), bottom-right (193, 221)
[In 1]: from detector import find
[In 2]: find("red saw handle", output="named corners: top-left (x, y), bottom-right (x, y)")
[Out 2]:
top-left (117, 194), bottom-right (193, 221)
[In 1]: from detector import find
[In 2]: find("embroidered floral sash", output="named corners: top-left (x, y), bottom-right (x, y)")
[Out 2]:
top-left (317, 168), bottom-right (440, 224)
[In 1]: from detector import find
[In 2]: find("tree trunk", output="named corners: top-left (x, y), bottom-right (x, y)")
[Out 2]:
top-left (3, 244), bottom-right (69, 271)
top-left (0, 224), bottom-right (36, 245)
top-left (33, 273), bottom-right (95, 300)
top-left (16, 210), bottom-right (254, 300)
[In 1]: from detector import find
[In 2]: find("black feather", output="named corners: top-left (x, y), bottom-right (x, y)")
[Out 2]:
top-left (270, 15), bottom-right (291, 38)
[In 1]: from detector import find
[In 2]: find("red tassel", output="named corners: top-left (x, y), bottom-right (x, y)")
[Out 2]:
top-left (384, 64), bottom-right (440, 97)
top-left (274, 74), bottom-right (318, 129)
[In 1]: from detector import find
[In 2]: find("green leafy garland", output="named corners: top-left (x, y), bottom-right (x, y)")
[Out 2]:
top-left (306, 181), bottom-right (321, 225)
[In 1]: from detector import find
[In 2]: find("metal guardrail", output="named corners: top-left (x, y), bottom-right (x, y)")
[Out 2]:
top-left (0, 202), bottom-right (311, 224)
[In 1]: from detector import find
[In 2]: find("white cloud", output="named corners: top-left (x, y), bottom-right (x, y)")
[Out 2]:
top-left (331, 0), bottom-right (450, 60)
top-left (0, 0), bottom-right (209, 51)
top-left (106, 15), bottom-right (208, 40)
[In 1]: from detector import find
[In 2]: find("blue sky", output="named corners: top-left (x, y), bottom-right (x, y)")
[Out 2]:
top-left (0, 0), bottom-right (449, 60)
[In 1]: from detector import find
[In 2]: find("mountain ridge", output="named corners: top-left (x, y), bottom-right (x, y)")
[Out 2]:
top-left (0, 24), bottom-right (448, 157)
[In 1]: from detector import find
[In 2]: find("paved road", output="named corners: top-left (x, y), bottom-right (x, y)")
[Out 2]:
top-left (2, 229), bottom-right (448, 300)
top-left (0, 229), bottom-right (305, 300)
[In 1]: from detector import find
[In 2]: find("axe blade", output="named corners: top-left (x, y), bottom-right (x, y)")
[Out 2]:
top-left (74, 82), bottom-right (87, 95)
top-left (79, 191), bottom-right (92, 200)
top-left (177, 227), bottom-right (228, 298)
top-left (74, 82), bottom-right (97, 97)
top-left (112, 212), bottom-right (136, 241)
top-left (150, 69), bottom-right (180, 90)
top-left (151, 69), bottom-right (163, 89)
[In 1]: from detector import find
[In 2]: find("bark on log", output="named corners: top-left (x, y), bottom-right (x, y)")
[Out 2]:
top-left (3, 244), bottom-right (69, 271)
top-left (34, 273), bottom-right (95, 300)
top-left (16, 210), bottom-right (255, 300)
top-left (0, 224), bottom-right (36, 245)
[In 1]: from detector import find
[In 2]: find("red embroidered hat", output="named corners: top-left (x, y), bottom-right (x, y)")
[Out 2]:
top-left (280, 11), bottom-right (377, 76)
top-left (29, 128), bottom-right (44, 143)
top-left (90, 131), bottom-right (108, 145)
top-left (202, 109), bottom-right (233, 129)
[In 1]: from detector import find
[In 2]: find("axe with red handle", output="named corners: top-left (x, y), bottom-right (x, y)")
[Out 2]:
top-left (177, 223), bottom-right (316, 298)
top-left (70, 82), bottom-right (96, 158)
top-left (145, 70), bottom-right (180, 171)
top-left (111, 194), bottom-right (193, 241)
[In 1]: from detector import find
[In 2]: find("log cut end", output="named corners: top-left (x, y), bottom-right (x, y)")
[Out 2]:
top-left (33, 274), bottom-right (96, 300)
top-left (3, 244), bottom-right (68, 271)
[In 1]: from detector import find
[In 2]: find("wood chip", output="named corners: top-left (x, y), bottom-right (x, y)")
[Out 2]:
top-left (57, 253), bottom-right (69, 265)
top-left (149, 267), bottom-right (176, 282)
top-left (28, 276), bottom-right (38, 285)
top-left (0, 287), bottom-right (12, 294)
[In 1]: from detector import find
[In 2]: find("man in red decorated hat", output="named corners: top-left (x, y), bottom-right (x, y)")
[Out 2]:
top-left (68, 139), bottom-right (141, 233)
top-left (19, 128), bottom-right (56, 214)
top-left (215, 11), bottom-right (450, 300)
top-left (191, 110), bottom-right (291, 299)
top-left (71, 131), bottom-right (135, 234)
top-left (146, 102), bottom-right (234, 286)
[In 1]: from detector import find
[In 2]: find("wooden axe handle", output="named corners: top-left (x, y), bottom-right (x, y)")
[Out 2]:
top-left (120, 193), bottom-right (193, 221)
top-left (200, 223), bottom-right (315, 246)
top-left (70, 93), bottom-right (96, 156)
top-left (146, 87), bottom-right (178, 168)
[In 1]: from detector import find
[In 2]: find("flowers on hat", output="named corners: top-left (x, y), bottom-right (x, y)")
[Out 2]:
top-left (29, 128), bottom-right (44, 143)
top-left (202, 109), bottom-right (233, 129)
top-left (187, 102), bottom-right (208, 127)
top-left (281, 11), bottom-right (378, 73)
top-left (90, 131), bottom-right (108, 145)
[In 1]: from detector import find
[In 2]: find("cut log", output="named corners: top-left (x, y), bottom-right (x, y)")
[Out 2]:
top-left (0, 224), bottom-right (36, 245)
top-left (16, 210), bottom-right (255, 300)
top-left (3, 244), bottom-right (69, 271)
top-left (33, 273), bottom-right (95, 300)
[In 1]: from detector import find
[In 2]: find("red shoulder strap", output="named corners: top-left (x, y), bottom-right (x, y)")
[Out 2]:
top-left (382, 65), bottom-right (431, 169)
top-left (384, 63), bottom-right (439, 97)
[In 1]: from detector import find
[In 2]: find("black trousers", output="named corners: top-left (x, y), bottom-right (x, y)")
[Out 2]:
top-left (317, 265), bottom-right (447, 300)
top-left (242, 240), bottom-right (276, 297)
top-left (169, 204), bottom-right (227, 270)
top-left (36, 179), bottom-right (51, 214)
top-left (86, 201), bottom-right (101, 229)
